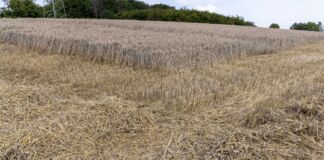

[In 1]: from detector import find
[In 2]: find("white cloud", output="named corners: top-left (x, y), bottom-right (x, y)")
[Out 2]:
top-left (196, 4), bottom-right (217, 12)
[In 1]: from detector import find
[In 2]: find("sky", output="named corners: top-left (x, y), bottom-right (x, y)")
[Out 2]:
top-left (1, 0), bottom-right (323, 29)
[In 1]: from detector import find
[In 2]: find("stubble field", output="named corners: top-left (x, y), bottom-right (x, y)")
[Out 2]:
top-left (0, 19), bottom-right (324, 159)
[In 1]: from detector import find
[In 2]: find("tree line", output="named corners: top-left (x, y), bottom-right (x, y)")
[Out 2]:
top-left (0, 0), bottom-right (254, 26)
top-left (270, 22), bottom-right (323, 32)
top-left (117, 9), bottom-right (255, 26)
top-left (0, 0), bottom-right (323, 31)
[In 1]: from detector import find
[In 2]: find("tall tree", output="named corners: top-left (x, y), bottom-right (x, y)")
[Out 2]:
top-left (3, 0), bottom-right (42, 17)
top-left (269, 23), bottom-right (280, 29)
top-left (91, 0), bottom-right (103, 18)
top-left (319, 21), bottom-right (323, 32)
top-left (290, 22), bottom-right (321, 32)
top-left (62, 0), bottom-right (93, 18)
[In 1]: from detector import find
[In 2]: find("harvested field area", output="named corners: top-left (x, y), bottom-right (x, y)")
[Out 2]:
top-left (0, 19), bottom-right (324, 69)
top-left (1, 40), bottom-right (324, 159)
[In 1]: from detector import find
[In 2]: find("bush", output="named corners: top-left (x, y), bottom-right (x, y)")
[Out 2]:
top-left (63, 0), bottom-right (93, 18)
top-left (270, 23), bottom-right (280, 29)
top-left (1, 0), bottom-right (256, 27)
top-left (5, 0), bottom-right (42, 18)
top-left (0, 8), bottom-right (13, 17)
top-left (117, 9), bottom-right (256, 26)
top-left (290, 22), bottom-right (321, 32)
top-left (151, 4), bottom-right (175, 10)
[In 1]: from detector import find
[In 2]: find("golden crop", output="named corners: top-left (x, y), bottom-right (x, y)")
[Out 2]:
top-left (1, 18), bottom-right (324, 69)
top-left (1, 19), bottom-right (324, 159)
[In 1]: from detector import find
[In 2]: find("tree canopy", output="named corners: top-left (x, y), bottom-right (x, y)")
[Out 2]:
top-left (151, 4), bottom-right (175, 10)
top-left (1, 0), bottom-right (42, 17)
top-left (117, 8), bottom-right (256, 26)
top-left (290, 22), bottom-right (322, 32)
top-left (1, 0), bottom-right (256, 27)
top-left (269, 23), bottom-right (280, 29)
top-left (64, 0), bottom-right (93, 18)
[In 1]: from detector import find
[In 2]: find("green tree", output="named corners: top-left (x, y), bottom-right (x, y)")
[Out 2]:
top-left (117, 8), bottom-right (255, 26)
top-left (1, 0), bottom-right (256, 27)
top-left (43, 0), bottom-right (93, 18)
top-left (91, 0), bottom-right (103, 18)
top-left (151, 4), bottom-right (175, 10)
top-left (290, 22), bottom-right (321, 32)
top-left (61, 0), bottom-right (93, 18)
top-left (0, 7), bottom-right (6, 17)
top-left (3, 0), bottom-right (42, 17)
top-left (319, 21), bottom-right (323, 32)
top-left (100, 9), bottom-right (115, 18)
top-left (128, 0), bottom-right (149, 10)
top-left (245, 21), bottom-right (256, 27)
top-left (98, 0), bottom-right (149, 18)
top-left (269, 23), bottom-right (280, 29)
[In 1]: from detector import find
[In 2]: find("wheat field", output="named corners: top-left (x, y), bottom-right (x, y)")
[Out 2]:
top-left (1, 18), bottom-right (324, 69)
top-left (0, 19), bottom-right (324, 159)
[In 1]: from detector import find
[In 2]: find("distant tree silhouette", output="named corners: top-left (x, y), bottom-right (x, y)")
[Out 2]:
top-left (290, 22), bottom-right (321, 32)
top-left (319, 21), bottom-right (323, 32)
top-left (269, 23), bottom-right (280, 29)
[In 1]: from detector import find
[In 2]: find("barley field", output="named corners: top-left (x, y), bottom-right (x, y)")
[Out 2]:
top-left (0, 19), bottom-right (324, 159)
top-left (1, 18), bottom-right (324, 69)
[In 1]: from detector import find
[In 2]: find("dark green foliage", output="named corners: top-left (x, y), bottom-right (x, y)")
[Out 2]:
top-left (2, 0), bottom-right (42, 17)
top-left (1, 0), bottom-right (256, 27)
top-left (269, 23), bottom-right (280, 29)
top-left (0, 7), bottom-right (12, 17)
top-left (101, 0), bottom-right (148, 14)
top-left (151, 4), bottom-right (175, 10)
top-left (100, 9), bottom-right (115, 18)
top-left (117, 8), bottom-right (255, 26)
top-left (42, 0), bottom-right (93, 18)
top-left (245, 21), bottom-right (256, 27)
top-left (290, 22), bottom-right (321, 32)
top-left (128, 0), bottom-right (150, 10)
top-left (64, 0), bottom-right (93, 18)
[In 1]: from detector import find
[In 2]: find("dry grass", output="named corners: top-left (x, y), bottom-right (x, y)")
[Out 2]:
top-left (0, 40), bottom-right (324, 159)
top-left (0, 18), bottom-right (324, 69)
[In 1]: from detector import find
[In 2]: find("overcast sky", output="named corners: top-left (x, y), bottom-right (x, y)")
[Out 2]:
top-left (1, 0), bottom-right (323, 29)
